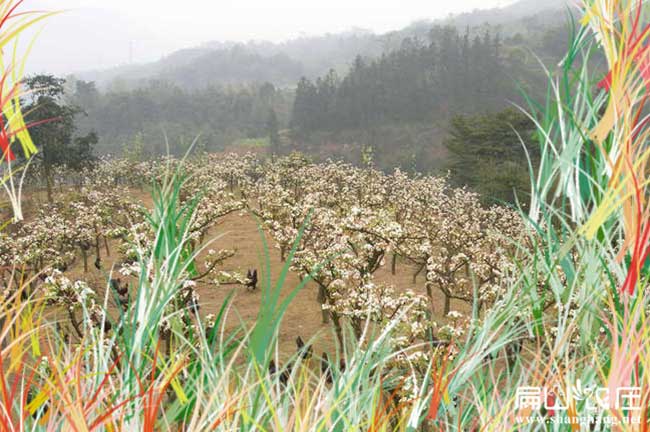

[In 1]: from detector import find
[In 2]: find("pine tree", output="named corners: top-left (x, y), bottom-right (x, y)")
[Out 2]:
top-left (267, 108), bottom-right (280, 155)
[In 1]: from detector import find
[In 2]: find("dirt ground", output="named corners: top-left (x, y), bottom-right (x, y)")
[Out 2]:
top-left (108, 209), bottom-right (468, 357)
top-left (12, 189), bottom-right (471, 358)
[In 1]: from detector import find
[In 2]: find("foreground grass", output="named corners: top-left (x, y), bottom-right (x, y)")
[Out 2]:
top-left (3, 1), bottom-right (650, 430)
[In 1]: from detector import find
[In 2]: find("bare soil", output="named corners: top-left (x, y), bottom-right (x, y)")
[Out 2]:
top-left (12, 188), bottom-right (471, 359)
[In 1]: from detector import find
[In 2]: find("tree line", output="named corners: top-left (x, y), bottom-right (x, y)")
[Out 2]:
top-left (70, 79), bottom-right (292, 156)
top-left (19, 21), bottom-right (558, 206)
top-left (290, 26), bottom-right (515, 136)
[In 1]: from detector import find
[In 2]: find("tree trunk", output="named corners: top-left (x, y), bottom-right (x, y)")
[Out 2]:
top-left (391, 253), bottom-right (397, 275)
top-left (424, 283), bottom-right (437, 340)
top-left (318, 285), bottom-right (329, 324)
top-left (45, 165), bottom-right (53, 203)
top-left (68, 309), bottom-right (84, 339)
top-left (413, 262), bottom-right (425, 284)
top-left (351, 318), bottom-right (363, 340)
top-left (94, 231), bottom-right (101, 263)
top-left (444, 295), bottom-right (451, 316)
top-left (425, 283), bottom-right (435, 317)
top-left (81, 249), bottom-right (88, 273)
top-left (104, 237), bottom-right (110, 256)
top-left (331, 312), bottom-right (344, 352)
top-left (424, 308), bottom-right (434, 343)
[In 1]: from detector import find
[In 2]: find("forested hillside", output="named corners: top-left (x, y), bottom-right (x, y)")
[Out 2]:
top-left (78, 1), bottom-right (570, 90)
top-left (291, 27), bottom-right (511, 133)
top-left (70, 80), bottom-right (291, 157)
top-left (66, 0), bottom-right (576, 197)
top-left (284, 20), bottom-right (570, 173)
top-left (78, 30), bottom-right (384, 91)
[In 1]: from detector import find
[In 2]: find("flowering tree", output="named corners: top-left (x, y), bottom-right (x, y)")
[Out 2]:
top-left (252, 158), bottom-right (434, 345)
top-left (4, 152), bottom-right (529, 359)
top-left (422, 188), bottom-right (524, 314)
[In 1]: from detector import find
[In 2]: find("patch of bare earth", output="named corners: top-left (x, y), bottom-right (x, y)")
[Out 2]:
top-left (18, 188), bottom-right (472, 358)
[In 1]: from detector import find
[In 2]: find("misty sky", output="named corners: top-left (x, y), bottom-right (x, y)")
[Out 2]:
top-left (28, 0), bottom-right (516, 75)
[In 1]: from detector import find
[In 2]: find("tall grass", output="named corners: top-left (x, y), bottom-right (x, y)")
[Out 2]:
top-left (428, 1), bottom-right (650, 429)
top-left (0, 1), bottom-right (58, 222)
top-left (3, 1), bottom-right (650, 430)
top-left (0, 168), bottom-right (438, 431)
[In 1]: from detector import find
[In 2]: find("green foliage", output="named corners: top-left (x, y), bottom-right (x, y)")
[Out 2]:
top-left (123, 132), bottom-right (146, 161)
top-left (23, 75), bottom-right (98, 172)
top-left (70, 79), bottom-right (291, 156)
top-left (444, 108), bottom-right (537, 204)
top-left (248, 213), bottom-right (311, 366)
top-left (265, 108), bottom-right (280, 155)
top-left (284, 23), bottom-right (565, 176)
top-left (290, 27), bottom-right (514, 135)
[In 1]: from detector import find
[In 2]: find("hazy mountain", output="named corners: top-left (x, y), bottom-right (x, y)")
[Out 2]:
top-left (77, 29), bottom-right (384, 90)
top-left (75, 0), bottom-right (572, 91)
top-left (381, 0), bottom-right (573, 49)
top-left (444, 0), bottom-right (570, 27)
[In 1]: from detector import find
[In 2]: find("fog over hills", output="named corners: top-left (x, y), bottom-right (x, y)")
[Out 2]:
top-left (52, 0), bottom-right (581, 176)
top-left (44, 0), bottom-right (573, 90)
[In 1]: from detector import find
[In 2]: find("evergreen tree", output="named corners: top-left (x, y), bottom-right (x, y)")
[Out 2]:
top-left (288, 25), bottom-right (513, 136)
top-left (267, 108), bottom-right (280, 155)
top-left (290, 77), bottom-right (318, 135)
top-left (444, 108), bottom-right (537, 205)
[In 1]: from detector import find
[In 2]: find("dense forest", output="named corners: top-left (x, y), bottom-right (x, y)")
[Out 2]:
top-left (154, 46), bottom-right (304, 90)
top-left (285, 22), bottom-right (561, 171)
top-left (63, 0), bottom-right (575, 203)
top-left (70, 79), bottom-right (291, 157)
top-left (291, 27), bottom-right (511, 133)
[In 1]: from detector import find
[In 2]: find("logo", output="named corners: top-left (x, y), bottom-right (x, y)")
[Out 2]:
top-left (514, 381), bottom-right (642, 426)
